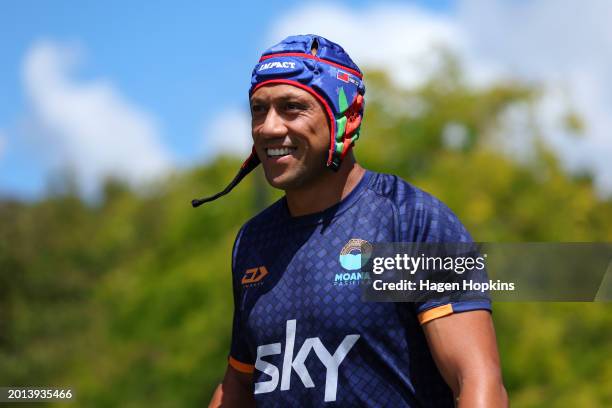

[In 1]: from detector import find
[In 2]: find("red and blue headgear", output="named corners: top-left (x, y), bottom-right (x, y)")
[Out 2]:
top-left (192, 34), bottom-right (365, 207)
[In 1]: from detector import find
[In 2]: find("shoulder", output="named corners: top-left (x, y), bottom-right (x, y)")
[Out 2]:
top-left (231, 197), bottom-right (286, 260)
top-left (366, 171), bottom-right (472, 242)
top-left (365, 171), bottom-right (450, 214)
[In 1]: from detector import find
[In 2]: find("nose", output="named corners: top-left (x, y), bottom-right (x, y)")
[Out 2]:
top-left (257, 106), bottom-right (287, 140)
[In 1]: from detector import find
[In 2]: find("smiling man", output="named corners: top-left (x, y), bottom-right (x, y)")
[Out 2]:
top-left (196, 35), bottom-right (508, 407)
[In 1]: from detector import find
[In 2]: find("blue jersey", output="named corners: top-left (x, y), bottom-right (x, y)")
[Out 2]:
top-left (228, 170), bottom-right (491, 406)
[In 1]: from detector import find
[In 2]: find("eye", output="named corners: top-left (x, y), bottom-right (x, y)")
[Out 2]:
top-left (250, 103), bottom-right (266, 114)
top-left (284, 101), bottom-right (305, 112)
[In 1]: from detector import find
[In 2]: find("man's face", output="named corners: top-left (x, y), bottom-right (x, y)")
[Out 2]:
top-left (250, 84), bottom-right (330, 190)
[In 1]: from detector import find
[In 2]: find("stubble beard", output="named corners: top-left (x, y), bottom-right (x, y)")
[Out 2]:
top-left (264, 150), bottom-right (328, 191)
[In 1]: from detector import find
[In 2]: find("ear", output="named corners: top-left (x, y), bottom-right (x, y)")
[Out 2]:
top-left (339, 94), bottom-right (364, 158)
top-left (344, 93), bottom-right (364, 138)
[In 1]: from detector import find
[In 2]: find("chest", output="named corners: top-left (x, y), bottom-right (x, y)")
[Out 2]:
top-left (236, 209), bottom-right (400, 348)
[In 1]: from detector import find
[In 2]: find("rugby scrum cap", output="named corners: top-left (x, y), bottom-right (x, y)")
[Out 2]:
top-left (192, 34), bottom-right (366, 207)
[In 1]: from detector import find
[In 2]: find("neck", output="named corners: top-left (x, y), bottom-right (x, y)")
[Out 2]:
top-left (285, 155), bottom-right (366, 217)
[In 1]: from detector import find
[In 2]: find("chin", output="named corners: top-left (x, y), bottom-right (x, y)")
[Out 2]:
top-left (263, 167), bottom-right (305, 190)
top-left (265, 166), bottom-right (326, 191)
top-left (265, 173), bottom-right (301, 190)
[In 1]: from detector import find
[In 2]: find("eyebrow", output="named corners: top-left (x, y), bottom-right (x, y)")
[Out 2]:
top-left (250, 94), bottom-right (312, 105)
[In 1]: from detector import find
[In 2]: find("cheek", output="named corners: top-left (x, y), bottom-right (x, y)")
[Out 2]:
top-left (300, 127), bottom-right (327, 152)
top-left (312, 121), bottom-right (331, 150)
top-left (302, 113), bottom-right (329, 146)
top-left (251, 125), bottom-right (264, 144)
top-left (312, 109), bottom-right (331, 143)
top-left (283, 114), bottom-right (330, 151)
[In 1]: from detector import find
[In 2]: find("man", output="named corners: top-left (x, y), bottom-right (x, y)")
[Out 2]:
top-left (196, 35), bottom-right (508, 407)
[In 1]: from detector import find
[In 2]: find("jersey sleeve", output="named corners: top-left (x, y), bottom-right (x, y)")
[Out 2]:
top-left (401, 191), bottom-right (492, 324)
top-left (228, 225), bottom-right (255, 373)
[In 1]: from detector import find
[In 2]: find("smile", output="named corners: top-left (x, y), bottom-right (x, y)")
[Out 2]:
top-left (266, 147), bottom-right (297, 158)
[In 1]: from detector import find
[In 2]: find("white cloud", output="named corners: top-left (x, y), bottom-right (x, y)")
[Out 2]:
top-left (457, 0), bottom-right (612, 191)
top-left (203, 108), bottom-right (253, 159)
top-left (268, 3), bottom-right (470, 89)
top-left (268, 0), bottom-right (612, 195)
top-left (23, 40), bottom-right (172, 195)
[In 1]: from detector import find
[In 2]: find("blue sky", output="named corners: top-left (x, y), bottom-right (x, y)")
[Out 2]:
top-left (0, 1), bottom-right (453, 199)
top-left (2, 1), bottom-right (611, 199)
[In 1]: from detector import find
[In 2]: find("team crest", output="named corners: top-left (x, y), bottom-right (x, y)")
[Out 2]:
top-left (335, 239), bottom-right (372, 286)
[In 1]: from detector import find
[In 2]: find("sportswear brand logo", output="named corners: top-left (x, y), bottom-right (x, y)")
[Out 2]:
top-left (258, 61), bottom-right (297, 71)
top-left (254, 319), bottom-right (360, 402)
top-left (242, 266), bottom-right (269, 285)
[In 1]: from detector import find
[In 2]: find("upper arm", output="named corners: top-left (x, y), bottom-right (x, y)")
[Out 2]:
top-left (422, 310), bottom-right (506, 402)
top-left (209, 365), bottom-right (255, 408)
top-left (209, 225), bottom-right (257, 408)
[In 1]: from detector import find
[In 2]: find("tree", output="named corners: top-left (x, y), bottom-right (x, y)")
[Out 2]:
top-left (0, 52), bottom-right (610, 407)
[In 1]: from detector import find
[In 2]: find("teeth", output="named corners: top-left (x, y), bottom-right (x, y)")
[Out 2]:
top-left (267, 147), bottom-right (294, 157)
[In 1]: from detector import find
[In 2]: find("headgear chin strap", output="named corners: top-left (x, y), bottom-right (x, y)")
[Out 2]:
top-left (191, 148), bottom-right (260, 208)
top-left (192, 34), bottom-right (365, 207)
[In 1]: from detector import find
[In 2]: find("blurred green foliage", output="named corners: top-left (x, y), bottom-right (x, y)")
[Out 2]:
top-left (1, 55), bottom-right (611, 407)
